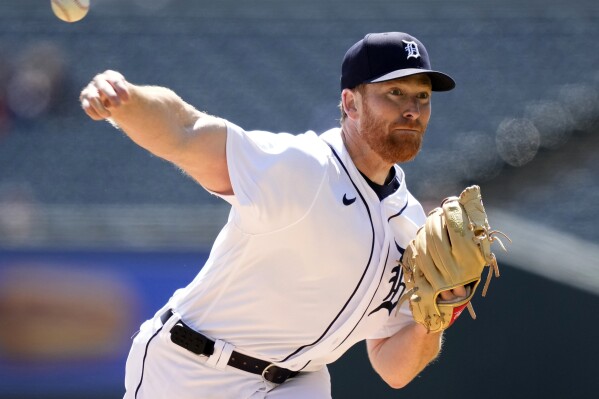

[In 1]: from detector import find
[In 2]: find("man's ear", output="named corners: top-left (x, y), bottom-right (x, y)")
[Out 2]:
top-left (342, 89), bottom-right (360, 121)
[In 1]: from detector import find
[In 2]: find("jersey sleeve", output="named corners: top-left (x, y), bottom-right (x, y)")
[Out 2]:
top-left (213, 121), bottom-right (328, 233)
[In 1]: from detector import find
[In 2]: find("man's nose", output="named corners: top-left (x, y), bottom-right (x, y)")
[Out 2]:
top-left (402, 98), bottom-right (421, 120)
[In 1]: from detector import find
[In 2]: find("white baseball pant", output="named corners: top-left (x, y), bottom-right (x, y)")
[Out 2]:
top-left (123, 306), bottom-right (332, 399)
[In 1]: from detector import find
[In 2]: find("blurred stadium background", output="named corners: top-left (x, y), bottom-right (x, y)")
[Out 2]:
top-left (1, 0), bottom-right (598, 398)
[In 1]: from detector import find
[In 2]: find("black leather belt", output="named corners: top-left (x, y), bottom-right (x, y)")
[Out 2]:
top-left (161, 309), bottom-right (299, 384)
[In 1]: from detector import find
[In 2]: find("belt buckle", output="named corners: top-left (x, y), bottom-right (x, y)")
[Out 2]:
top-left (261, 364), bottom-right (278, 383)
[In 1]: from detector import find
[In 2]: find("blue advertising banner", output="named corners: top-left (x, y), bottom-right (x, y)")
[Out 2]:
top-left (0, 250), bottom-right (207, 398)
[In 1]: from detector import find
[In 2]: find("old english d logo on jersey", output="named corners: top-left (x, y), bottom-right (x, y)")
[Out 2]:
top-left (402, 40), bottom-right (420, 59)
top-left (369, 241), bottom-right (407, 316)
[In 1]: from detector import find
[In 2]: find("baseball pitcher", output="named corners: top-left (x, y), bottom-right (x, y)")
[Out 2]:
top-left (80, 32), bottom-right (508, 398)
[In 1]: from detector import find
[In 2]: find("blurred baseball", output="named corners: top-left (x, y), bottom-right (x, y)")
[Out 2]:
top-left (51, 0), bottom-right (90, 23)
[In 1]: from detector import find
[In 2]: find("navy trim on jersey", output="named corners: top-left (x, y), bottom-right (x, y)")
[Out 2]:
top-left (280, 145), bottom-right (376, 362)
top-left (333, 246), bottom-right (392, 351)
top-left (387, 199), bottom-right (409, 222)
top-left (134, 326), bottom-right (164, 398)
top-left (334, 197), bottom-right (409, 349)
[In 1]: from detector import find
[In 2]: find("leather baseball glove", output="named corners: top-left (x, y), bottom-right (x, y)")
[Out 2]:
top-left (398, 185), bottom-right (509, 333)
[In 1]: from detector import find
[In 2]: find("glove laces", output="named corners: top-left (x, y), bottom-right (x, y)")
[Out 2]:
top-left (481, 229), bottom-right (512, 297)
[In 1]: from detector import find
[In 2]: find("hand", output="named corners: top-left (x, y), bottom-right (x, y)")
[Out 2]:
top-left (80, 70), bottom-right (130, 120)
top-left (437, 285), bottom-right (468, 303)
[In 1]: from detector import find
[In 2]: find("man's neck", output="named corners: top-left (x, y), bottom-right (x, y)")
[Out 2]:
top-left (341, 125), bottom-right (394, 185)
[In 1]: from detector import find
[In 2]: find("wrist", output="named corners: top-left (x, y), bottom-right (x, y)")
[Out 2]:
top-left (412, 321), bottom-right (443, 338)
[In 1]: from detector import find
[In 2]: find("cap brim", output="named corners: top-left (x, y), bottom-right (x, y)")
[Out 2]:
top-left (369, 68), bottom-right (456, 91)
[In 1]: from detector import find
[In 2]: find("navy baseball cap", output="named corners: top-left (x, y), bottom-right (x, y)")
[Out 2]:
top-left (341, 32), bottom-right (456, 91)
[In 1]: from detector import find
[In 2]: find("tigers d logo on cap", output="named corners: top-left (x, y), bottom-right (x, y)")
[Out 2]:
top-left (402, 40), bottom-right (421, 59)
top-left (340, 32), bottom-right (456, 92)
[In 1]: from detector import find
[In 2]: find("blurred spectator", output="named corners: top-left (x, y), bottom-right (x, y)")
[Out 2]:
top-left (5, 41), bottom-right (67, 120)
top-left (0, 182), bottom-right (39, 245)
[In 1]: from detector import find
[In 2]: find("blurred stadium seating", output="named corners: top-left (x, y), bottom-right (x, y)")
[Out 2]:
top-left (0, 0), bottom-right (598, 398)
top-left (0, 0), bottom-right (598, 248)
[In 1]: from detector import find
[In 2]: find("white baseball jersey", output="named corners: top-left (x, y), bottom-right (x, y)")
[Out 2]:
top-left (171, 121), bottom-right (425, 369)
top-left (125, 121), bottom-right (426, 398)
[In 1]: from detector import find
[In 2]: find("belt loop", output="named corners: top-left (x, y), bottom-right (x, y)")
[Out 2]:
top-left (160, 309), bottom-right (180, 336)
top-left (205, 339), bottom-right (235, 371)
top-left (160, 309), bottom-right (174, 325)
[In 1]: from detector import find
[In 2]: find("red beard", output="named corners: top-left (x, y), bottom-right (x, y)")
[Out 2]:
top-left (360, 101), bottom-right (424, 164)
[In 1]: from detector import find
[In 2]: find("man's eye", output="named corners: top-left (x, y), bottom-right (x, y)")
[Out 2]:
top-left (418, 92), bottom-right (430, 99)
top-left (390, 89), bottom-right (402, 95)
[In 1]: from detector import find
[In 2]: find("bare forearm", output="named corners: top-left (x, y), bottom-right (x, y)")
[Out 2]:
top-left (367, 323), bottom-right (442, 389)
top-left (107, 83), bottom-right (204, 161)
top-left (81, 71), bottom-right (231, 193)
top-left (80, 70), bottom-right (208, 162)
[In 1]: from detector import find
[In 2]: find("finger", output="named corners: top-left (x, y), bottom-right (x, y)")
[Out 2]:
top-left (104, 70), bottom-right (130, 102)
top-left (80, 84), bottom-right (115, 118)
top-left (80, 85), bottom-right (105, 119)
top-left (452, 286), bottom-right (467, 297)
top-left (111, 78), bottom-right (130, 102)
top-left (88, 95), bottom-right (112, 119)
top-left (81, 98), bottom-right (103, 120)
top-left (94, 77), bottom-right (122, 108)
top-left (439, 290), bottom-right (456, 302)
top-left (104, 69), bottom-right (125, 81)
